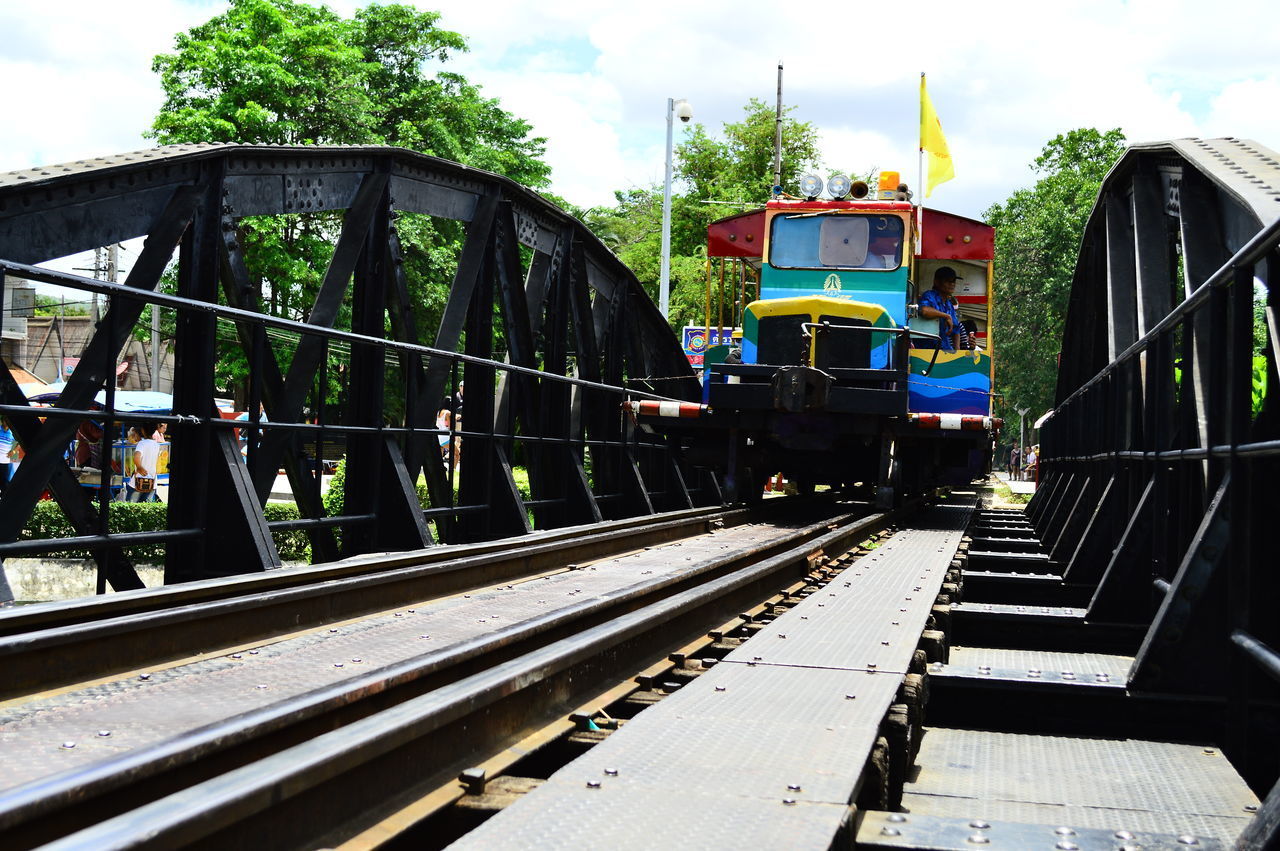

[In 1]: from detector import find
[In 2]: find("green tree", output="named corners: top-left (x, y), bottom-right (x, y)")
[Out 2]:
top-left (148, 0), bottom-right (551, 402)
top-left (984, 128), bottom-right (1127, 423)
top-left (582, 99), bottom-right (825, 330)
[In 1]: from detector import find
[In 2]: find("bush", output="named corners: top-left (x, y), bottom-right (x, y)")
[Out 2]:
top-left (21, 499), bottom-right (312, 562)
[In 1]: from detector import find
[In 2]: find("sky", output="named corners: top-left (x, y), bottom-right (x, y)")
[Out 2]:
top-left (2, 0), bottom-right (1279, 230)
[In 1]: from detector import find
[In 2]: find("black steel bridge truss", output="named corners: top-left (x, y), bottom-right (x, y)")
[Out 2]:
top-left (0, 144), bottom-right (707, 602)
top-left (1030, 137), bottom-right (1280, 792)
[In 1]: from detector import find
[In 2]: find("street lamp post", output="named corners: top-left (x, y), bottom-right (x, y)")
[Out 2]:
top-left (660, 97), bottom-right (692, 320)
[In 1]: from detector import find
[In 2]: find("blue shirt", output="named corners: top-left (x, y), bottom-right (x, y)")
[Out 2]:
top-left (919, 289), bottom-right (960, 351)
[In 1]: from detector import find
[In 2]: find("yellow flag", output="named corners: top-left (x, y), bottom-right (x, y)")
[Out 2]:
top-left (920, 74), bottom-right (954, 197)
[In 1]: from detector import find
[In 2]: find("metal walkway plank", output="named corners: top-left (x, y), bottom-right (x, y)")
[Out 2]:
top-left (901, 728), bottom-right (1258, 845)
top-left (450, 501), bottom-right (974, 849)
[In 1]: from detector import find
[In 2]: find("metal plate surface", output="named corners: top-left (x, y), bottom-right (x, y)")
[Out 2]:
top-left (859, 810), bottom-right (1233, 850)
top-left (721, 504), bottom-right (972, 674)
top-left (449, 785), bottom-right (850, 850)
top-left (904, 728), bottom-right (1258, 844)
top-left (532, 664), bottom-right (902, 804)
top-left (0, 524), bottom-right (798, 792)
top-left (448, 506), bottom-right (974, 849)
top-left (896, 797), bottom-right (1250, 846)
top-left (942, 647), bottom-right (1133, 686)
top-left (953, 602), bottom-right (1086, 619)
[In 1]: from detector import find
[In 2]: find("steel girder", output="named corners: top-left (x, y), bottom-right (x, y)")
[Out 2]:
top-left (1036, 138), bottom-right (1280, 789)
top-left (0, 144), bottom-right (705, 600)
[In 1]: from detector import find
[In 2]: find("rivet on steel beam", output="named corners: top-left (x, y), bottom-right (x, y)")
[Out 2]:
top-left (604, 768), bottom-right (619, 776)
top-left (61, 742), bottom-right (76, 749)
top-left (1114, 831), bottom-right (1135, 840)
top-left (783, 798), bottom-right (797, 805)
top-left (1245, 804), bottom-right (1259, 813)
top-left (715, 686), bottom-right (727, 692)
top-left (1055, 842), bottom-right (1079, 851)
top-left (1202, 748), bottom-right (1216, 755)
top-left (966, 835), bottom-right (990, 845)
top-left (249, 650), bottom-right (259, 655)
top-left (420, 635), bottom-right (430, 639)
top-left (352, 658), bottom-right (362, 663)
top-left (787, 784), bottom-right (802, 791)
top-left (969, 820), bottom-right (990, 829)
top-left (887, 814), bottom-right (907, 823)
top-left (97, 730), bottom-right (111, 737)
top-left (586, 780), bottom-right (601, 789)
top-left (881, 827), bottom-right (901, 836)
top-left (230, 653), bottom-right (242, 659)
top-left (334, 663), bottom-right (344, 668)
top-left (139, 673), bottom-right (152, 681)
top-left (257, 684), bottom-right (267, 689)
top-left (1055, 827), bottom-right (1076, 836)
top-left (329, 629), bottom-right (339, 633)
top-left (845, 694), bottom-right (857, 700)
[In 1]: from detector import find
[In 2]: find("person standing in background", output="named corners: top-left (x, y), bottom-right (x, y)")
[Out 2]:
top-left (128, 423), bottom-right (161, 503)
top-left (0, 418), bottom-right (13, 495)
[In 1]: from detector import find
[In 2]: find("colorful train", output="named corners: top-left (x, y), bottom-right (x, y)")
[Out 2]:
top-left (634, 172), bottom-right (1000, 504)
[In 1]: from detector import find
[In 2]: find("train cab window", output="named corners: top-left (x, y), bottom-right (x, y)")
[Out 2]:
top-left (813, 315), bottom-right (871, 370)
top-left (769, 214), bottom-right (904, 270)
top-left (756, 315), bottom-right (809, 366)
top-left (818, 217), bottom-right (868, 266)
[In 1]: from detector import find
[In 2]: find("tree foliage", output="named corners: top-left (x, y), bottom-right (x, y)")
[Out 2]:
top-left (582, 100), bottom-right (824, 330)
top-left (148, 0), bottom-right (551, 403)
top-left (984, 128), bottom-right (1127, 424)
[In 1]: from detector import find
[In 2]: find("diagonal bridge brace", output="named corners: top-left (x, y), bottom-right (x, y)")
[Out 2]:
top-left (232, 172), bottom-right (390, 517)
top-left (0, 184), bottom-right (205, 593)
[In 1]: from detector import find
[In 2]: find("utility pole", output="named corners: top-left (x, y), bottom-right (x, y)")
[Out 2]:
top-left (1016, 406), bottom-right (1030, 479)
top-left (772, 61), bottom-right (784, 193)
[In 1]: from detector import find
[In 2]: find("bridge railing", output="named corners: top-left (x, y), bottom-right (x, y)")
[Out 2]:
top-left (1032, 138), bottom-right (1280, 792)
top-left (0, 144), bottom-right (711, 602)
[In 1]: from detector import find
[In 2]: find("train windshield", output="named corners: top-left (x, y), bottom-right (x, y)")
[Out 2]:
top-left (769, 214), bottom-right (904, 270)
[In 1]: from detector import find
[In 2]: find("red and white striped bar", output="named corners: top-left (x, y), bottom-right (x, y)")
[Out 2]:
top-left (623, 400), bottom-right (710, 419)
top-left (909, 413), bottom-right (1002, 431)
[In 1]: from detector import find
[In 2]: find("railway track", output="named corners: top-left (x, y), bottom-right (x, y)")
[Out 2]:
top-left (0, 497), bottom-right (908, 849)
top-left (0, 505), bottom-right (744, 697)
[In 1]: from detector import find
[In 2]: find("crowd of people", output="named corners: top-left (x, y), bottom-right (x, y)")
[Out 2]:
top-left (1006, 443), bottom-right (1039, 481)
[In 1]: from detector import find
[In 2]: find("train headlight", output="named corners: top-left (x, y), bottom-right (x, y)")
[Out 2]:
top-left (798, 173), bottom-right (824, 200)
top-left (827, 174), bottom-right (852, 199)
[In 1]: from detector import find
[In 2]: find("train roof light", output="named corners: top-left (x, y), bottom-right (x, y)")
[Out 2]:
top-left (827, 174), bottom-right (852, 199)
top-left (798, 173), bottom-right (824, 200)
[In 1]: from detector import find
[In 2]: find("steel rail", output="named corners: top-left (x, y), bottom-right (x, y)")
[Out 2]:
top-left (2, 505), bottom-right (901, 849)
top-left (0, 505), bottom-right (736, 638)
top-left (0, 506), bottom-right (754, 697)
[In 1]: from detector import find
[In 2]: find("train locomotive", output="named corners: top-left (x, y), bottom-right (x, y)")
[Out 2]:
top-left (632, 172), bottom-right (1000, 505)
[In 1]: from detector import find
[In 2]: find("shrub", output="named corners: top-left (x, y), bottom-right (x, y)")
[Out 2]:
top-left (21, 499), bottom-right (312, 562)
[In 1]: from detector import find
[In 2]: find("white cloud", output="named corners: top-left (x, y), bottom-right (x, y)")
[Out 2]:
top-left (1205, 76), bottom-right (1280, 148)
top-left (2, 0), bottom-right (1278, 222)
